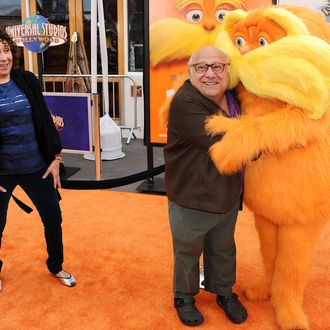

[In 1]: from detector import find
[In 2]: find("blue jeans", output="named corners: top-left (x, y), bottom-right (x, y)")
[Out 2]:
top-left (0, 168), bottom-right (63, 274)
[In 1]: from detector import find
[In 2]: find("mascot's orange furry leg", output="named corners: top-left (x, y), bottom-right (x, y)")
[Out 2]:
top-left (261, 222), bottom-right (325, 330)
top-left (244, 216), bottom-right (277, 301)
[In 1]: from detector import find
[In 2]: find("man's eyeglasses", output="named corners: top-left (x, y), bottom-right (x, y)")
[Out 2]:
top-left (190, 62), bottom-right (229, 74)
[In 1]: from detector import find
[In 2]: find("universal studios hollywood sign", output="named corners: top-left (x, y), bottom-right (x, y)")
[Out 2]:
top-left (6, 15), bottom-right (67, 53)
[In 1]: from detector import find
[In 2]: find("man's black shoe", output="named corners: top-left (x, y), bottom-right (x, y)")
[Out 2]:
top-left (174, 297), bottom-right (204, 326)
top-left (216, 293), bottom-right (248, 324)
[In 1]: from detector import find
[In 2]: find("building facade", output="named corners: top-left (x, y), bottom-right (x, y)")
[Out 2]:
top-left (0, 0), bottom-right (144, 135)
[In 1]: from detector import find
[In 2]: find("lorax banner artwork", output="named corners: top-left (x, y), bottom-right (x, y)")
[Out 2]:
top-left (144, 0), bottom-right (273, 145)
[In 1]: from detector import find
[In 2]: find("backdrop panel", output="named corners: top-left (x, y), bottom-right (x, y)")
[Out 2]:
top-left (144, 0), bottom-right (272, 146)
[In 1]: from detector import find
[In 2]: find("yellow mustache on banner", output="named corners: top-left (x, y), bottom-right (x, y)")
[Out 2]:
top-left (150, 18), bottom-right (222, 67)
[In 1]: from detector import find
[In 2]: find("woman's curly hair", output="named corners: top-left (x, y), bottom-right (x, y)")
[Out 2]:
top-left (0, 28), bottom-right (17, 67)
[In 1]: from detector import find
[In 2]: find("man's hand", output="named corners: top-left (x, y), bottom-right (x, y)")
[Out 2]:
top-left (0, 186), bottom-right (6, 193)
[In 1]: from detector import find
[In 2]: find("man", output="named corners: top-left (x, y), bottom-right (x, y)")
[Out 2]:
top-left (164, 46), bottom-right (247, 326)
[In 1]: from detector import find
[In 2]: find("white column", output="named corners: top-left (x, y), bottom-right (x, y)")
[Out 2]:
top-left (97, 0), bottom-right (109, 115)
top-left (25, 0), bottom-right (33, 72)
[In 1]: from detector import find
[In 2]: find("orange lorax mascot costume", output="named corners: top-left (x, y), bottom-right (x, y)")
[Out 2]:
top-left (206, 7), bottom-right (330, 330)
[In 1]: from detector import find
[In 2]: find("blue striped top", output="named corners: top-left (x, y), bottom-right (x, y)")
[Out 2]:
top-left (0, 80), bottom-right (45, 174)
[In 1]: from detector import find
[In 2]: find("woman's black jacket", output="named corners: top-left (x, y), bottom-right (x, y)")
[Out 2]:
top-left (10, 69), bottom-right (62, 165)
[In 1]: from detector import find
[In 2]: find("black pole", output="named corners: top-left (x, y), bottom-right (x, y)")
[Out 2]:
top-left (37, 52), bottom-right (44, 91)
top-left (147, 145), bottom-right (154, 183)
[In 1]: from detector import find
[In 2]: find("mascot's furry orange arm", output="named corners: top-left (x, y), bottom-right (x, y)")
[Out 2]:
top-left (206, 104), bottom-right (330, 174)
top-left (205, 7), bottom-right (330, 174)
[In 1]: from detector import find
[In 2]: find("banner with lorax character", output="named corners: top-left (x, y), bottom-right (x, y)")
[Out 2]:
top-left (144, 0), bottom-right (273, 145)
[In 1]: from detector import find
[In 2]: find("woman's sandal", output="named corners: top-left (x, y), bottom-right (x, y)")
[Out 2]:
top-left (52, 271), bottom-right (77, 287)
top-left (174, 297), bottom-right (204, 326)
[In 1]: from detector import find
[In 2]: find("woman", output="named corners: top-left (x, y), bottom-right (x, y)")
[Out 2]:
top-left (0, 29), bottom-right (76, 290)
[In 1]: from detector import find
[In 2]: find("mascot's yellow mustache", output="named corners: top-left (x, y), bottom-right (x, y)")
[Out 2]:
top-left (160, 32), bottom-right (330, 127)
top-left (150, 18), bottom-right (222, 67)
top-left (216, 32), bottom-right (330, 119)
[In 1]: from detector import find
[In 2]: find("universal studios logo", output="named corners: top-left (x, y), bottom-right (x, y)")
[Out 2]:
top-left (6, 15), bottom-right (67, 53)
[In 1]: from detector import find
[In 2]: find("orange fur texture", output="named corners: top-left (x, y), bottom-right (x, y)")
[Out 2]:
top-left (206, 6), bottom-right (330, 330)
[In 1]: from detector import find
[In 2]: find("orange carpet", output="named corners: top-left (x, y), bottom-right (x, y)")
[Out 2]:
top-left (0, 188), bottom-right (329, 330)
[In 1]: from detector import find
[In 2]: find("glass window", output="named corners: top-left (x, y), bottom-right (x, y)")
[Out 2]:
top-left (127, 0), bottom-right (143, 72)
top-left (104, 0), bottom-right (118, 74)
top-left (0, 0), bottom-right (24, 69)
top-left (0, 0), bottom-right (21, 21)
top-left (83, 0), bottom-right (91, 73)
top-left (37, 0), bottom-right (69, 73)
top-left (83, 0), bottom-right (118, 74)
top-left (83, 0), bottom-right (119, 117)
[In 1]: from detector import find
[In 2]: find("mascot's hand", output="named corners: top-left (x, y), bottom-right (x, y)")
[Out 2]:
top-left (207, 115), bottom-right (262, 174)
top-left (205, 114), bottom-right (237, 135)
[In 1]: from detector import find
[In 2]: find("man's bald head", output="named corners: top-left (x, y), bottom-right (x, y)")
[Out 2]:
top-left (188, 46), bottom-right (229, 67)
top-left (188, 46), bottom-right (230, 105)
